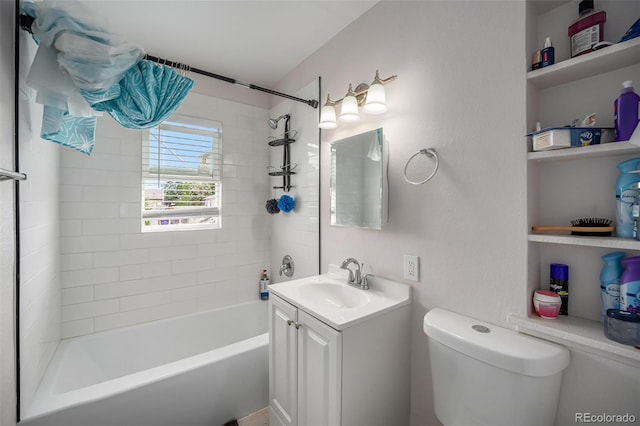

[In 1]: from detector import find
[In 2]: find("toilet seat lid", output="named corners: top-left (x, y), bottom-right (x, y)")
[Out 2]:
top-left (423, 308), bottom-right (570, 377)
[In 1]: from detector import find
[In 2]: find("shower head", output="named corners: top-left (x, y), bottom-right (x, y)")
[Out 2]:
top-left (268, 115), bottom-right (289, 129)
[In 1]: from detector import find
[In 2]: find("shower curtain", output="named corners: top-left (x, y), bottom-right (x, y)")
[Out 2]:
top-left (21, 0), bottom-right (193, 154)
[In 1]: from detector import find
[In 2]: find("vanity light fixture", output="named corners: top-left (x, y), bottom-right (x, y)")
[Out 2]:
top-left (318, 70), bottom-right (397, 129)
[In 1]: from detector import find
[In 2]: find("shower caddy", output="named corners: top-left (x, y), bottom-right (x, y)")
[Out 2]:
top-left (268, 115), bottom-right (295, 192)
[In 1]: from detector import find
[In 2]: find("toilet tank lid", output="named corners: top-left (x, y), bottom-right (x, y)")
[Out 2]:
top-left (423, 308), bottom-right (569, 377)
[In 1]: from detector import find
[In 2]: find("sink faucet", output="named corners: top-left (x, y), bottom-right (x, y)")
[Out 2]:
top-left (340, 258), bottom-right (369, 290)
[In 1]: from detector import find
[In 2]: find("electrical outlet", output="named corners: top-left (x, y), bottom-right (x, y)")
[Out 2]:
top-left (403, 255), bottom-right (419, 282)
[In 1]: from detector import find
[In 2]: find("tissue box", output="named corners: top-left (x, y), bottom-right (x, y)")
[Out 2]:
top-left (527, 127), bottom-right (614, 151)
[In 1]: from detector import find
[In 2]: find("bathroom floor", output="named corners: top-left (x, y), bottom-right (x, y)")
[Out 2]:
top-left (238, 407), bottom-right (269, 426)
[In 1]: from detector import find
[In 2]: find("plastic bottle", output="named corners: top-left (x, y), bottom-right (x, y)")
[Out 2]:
top-left (620, 256), bottom-right (640, 314)
top-left (549, 264), bottom-right (569, 315)
top-left (614, 80), bottom-right (640, 142)
top-left (600, 252), bottom-right (624, 323)
top-left (615, 158), bottom-right (640, 238)
top-left (541, 37), bottom-right (554, 68)
top-left (259, 269), bottom-right (270, 300)
top-left (567, 0), bottom-right (606, 58)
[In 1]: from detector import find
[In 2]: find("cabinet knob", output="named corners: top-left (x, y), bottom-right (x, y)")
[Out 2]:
top-left (287, 320), bottom-right (294, 326)
top-left (295, 322), bottom-right (302, 329)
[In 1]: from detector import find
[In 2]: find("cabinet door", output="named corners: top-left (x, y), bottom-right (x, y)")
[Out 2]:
top-left (269, 296), bottom-right (298, 426)
top-left (297, 310), bottom-right (342, 426)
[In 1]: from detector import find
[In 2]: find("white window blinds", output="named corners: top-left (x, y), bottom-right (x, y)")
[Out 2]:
top-left (142, 114), bottom-right (222, 231)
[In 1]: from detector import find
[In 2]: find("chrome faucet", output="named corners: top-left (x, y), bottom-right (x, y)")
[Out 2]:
top-left (339, 258), bottom-right (369, 290)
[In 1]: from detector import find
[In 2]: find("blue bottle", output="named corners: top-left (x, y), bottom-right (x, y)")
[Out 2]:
top-left (600, 252), bottom-right (624, 323)
top-left (615, 158), bottom-right (640, 238)
top-left (549, 264), bottom-right (569, 315)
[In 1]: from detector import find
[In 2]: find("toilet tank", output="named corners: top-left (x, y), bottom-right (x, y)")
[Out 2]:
top-left (423, 308), bottom-right (569, 426)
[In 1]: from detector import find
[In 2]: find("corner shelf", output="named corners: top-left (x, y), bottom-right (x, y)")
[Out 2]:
top-left (527, 37), bottom-right (640, 89)
top-left (509, 314), bottom-right (640, 366)
top-left (268, 115), bottom-right (295, 192)
top-left (268, 171), bottom-right (296, 177)
top-left (268, 138), bottom-right (296, 147)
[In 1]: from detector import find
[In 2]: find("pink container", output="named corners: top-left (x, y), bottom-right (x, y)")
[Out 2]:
top-left (533, 290), bottom-right (562, 319)
top-left (568, 10), bottom-right (606, 58)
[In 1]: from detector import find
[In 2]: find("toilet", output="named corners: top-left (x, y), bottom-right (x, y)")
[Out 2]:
top-left (423, 308), bottom-right (569, 426)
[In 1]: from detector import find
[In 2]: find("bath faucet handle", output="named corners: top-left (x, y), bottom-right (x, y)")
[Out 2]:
top-left (279, 255), bottom-right (295, 277)
top-left (361, 273), bottom-right (371, 290)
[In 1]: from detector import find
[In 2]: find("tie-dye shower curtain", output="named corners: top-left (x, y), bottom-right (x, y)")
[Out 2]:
top-left (22, 0), bottom-right (193, 154)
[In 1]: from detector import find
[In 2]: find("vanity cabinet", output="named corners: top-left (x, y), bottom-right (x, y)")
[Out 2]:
top-left (268, 293), bottom-right (410, 426)
top-left (269, 294), bottom-right (341, 426)
top-left (518, 1), bottom-right (640, 365)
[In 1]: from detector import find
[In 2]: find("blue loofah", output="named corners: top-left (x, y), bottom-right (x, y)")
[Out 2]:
top-left (277, 195), bottom-right (295, 213)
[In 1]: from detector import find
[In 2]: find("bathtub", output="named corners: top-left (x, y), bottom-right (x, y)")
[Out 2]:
top-left (22, 300), bottom-right (269, 426)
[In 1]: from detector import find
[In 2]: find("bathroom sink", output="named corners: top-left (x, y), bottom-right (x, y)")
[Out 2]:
top-left (297, 282), bottom-right (371, 309)
top-left (269, 265), bottom-right (411, 330)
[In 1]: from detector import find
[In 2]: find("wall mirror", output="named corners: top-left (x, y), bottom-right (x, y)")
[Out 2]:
top-left (330, 128), bottom-right (388, 230)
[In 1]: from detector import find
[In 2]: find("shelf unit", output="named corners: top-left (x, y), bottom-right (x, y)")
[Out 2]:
top-left (268, 116), bottom-right (296, 191)
top-left (527, 37), bottom-right (640, 90)
top-left (524, 3), bottom-right (640, 365)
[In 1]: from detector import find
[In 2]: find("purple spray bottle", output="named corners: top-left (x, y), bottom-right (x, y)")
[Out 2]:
top-left (614, 80), bottom-right (640, 142)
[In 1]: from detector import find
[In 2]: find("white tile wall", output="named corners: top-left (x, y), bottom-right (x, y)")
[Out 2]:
top-left (59, 92), bottom-right (271, 338)
top-left (269, 79), bottom-right (321, 283)
top-left (18, 33), bottom-right (61, 414)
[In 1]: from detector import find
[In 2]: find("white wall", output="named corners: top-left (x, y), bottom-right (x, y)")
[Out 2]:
top-left (268, 78), bottom-right (320, 284)
top-left (17, 33), bottom-right (61, 416)
top-left (58, 92), bottom-right (271, 337)
top-left (275, 1), bottom-right (525, 424)
top-left (0, 1), bottom-right (17, 424)
top-left (274, 2), bottom-right (639, 424)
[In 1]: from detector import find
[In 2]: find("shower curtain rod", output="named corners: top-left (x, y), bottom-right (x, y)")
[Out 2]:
top-left (18, 14), bottom-right (319, 109)
top-left (143, 54), bottom-right (318, 109)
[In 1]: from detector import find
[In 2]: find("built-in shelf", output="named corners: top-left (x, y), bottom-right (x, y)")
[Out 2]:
top-left (509, 314), bottom-right (640, 366)
top-left (524, 2), bottom-right (640, 371)
top-left (527, 37), bottom-right (640, 90)
top-left (527, 141), bottom-right (640, 162)
top-left (528, 234), bottom-right (640, 250)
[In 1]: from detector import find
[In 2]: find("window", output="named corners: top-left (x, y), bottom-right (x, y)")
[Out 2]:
top-left (142, 114), bottom-right (222, 231)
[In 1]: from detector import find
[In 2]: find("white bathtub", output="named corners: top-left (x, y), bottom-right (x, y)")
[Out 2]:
top-left (22, 301), bottom-right (269, 426)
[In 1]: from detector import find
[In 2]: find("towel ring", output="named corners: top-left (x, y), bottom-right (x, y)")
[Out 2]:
top-left (403, 148), bottom-right (439, 185)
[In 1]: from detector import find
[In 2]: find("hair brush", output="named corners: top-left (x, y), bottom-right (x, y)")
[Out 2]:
top-left (531, 218), bottom-right (614, 236)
